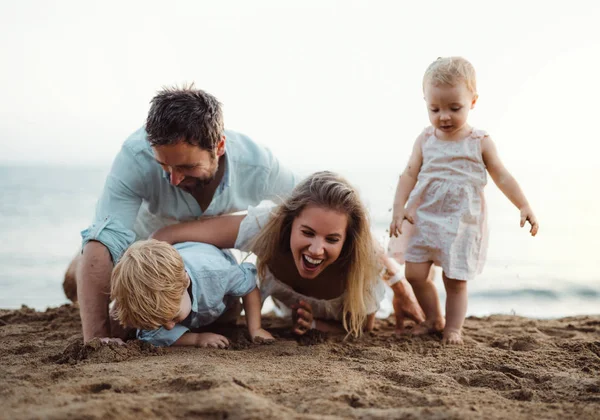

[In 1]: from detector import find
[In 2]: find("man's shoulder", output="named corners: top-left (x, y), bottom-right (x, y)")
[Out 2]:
top-left (121, 126), bottom-right (153, 157)
top-left (224, 129), bottom-right (273, 169)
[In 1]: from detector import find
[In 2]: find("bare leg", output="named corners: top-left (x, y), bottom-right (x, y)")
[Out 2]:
top-left (63, 252), bottom-right (81, 303)
top-left (442, 273), bottom-right (467, 345)
top-left (405, 262), bottom-right (444, 335)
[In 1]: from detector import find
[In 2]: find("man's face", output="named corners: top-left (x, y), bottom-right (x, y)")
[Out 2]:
top-left (153, 138), bottom-right (225, 193)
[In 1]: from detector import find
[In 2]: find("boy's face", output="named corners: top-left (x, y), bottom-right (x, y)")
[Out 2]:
top-left (162, 274), bottom-right (192, 330)
top-left (424, 81), bottom-right (477, 138)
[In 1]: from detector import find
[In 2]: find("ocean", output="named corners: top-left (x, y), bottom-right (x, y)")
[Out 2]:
top-left (1, 163), bottom-right (598, 318)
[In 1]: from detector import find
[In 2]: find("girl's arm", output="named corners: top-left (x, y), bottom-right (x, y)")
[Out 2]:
top-left (390, 134), bottom-right (425, 236)
top-left (150, 214), bottom-right (246, 248)
top-left (482, 136), bottom-right (539, 236)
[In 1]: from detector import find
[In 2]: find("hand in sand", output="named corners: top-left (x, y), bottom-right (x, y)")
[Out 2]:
top-left (291, 301), bottom-right (313, 335)
top-left (196, 333), bottom-right (229, 349)
top-left (389, 209), bottom-right (414, 238)
top-left (520, 206), bottom-right (539, 236)
top-left (251, 328), bottom-right (275, 344)
top-left (99, 337), bottom-right (125, 345)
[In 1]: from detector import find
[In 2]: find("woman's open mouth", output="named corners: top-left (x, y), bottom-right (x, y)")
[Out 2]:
top-left (301, 254), bottom-right (324, 272)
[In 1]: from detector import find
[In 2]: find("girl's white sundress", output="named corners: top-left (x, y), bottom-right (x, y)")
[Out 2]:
top-left (388, 126), bottom-right (489, 281)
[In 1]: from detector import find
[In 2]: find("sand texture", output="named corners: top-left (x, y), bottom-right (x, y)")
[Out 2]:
top-left (1, 304), bottom-right (599, 419)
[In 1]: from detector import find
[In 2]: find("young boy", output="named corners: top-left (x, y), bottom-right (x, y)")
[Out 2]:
top-left (110, 239), bottom-right (273, 347)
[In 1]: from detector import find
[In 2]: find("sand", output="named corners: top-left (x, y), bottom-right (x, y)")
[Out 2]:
top-left (0, 304), bottom-right (599, 419)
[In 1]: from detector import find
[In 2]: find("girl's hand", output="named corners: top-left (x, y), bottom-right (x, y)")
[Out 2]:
top-left (520, 206), bottom-right (539, 236)
top-left (291, 300), bottom-right (314, 335)
top-left (251, 328), bottom-right (275, 343)
top-left (389, 209), bottom-right (414, 238)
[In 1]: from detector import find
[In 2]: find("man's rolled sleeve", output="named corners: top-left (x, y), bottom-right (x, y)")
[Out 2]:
top-left (81, 144), bottom-right (147, 263)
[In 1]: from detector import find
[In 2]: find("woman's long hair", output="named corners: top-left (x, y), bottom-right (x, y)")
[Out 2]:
top-left (250, 171), bottom-right (380, 338)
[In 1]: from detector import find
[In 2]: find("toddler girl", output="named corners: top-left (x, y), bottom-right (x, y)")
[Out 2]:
top-left (388, 56), bottom-right (539, 344)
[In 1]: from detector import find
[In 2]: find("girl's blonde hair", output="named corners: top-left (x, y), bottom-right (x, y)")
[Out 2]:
top-left (423, 56), bottom-right (477, 94)
top-left (250, 171), bottom-right (380, 338)
top-left (110, 239), bottom-right (188, 329)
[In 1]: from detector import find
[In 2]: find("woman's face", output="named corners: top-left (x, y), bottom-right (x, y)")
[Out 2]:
top-left (290, 205), bottom-right (348, 279)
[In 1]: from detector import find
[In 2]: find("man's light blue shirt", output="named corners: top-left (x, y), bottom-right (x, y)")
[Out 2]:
top-left (81, 127), bottom-right (297, 263)
top-left (137, 242), bottom-right (257, 347)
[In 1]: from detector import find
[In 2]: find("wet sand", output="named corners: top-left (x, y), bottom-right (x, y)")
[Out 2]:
top-left (1, 304), bottom-right (599, 419)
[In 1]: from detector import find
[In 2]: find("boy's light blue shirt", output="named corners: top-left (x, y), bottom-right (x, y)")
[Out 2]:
top-left (137, 242), bottom-right (257, 347)
top-left (81, 127), bottom-right (297, 263)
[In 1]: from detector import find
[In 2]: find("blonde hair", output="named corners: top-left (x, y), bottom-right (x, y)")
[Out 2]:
top-left (110, 239), bottom-right (188, 329)
top-left (423, 56), bottom-right (477, 94)
top-left (250, 171), bottom-right (380, 338)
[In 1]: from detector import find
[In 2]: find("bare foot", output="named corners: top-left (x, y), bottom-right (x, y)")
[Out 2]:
top-left (442, 329), bottom-right (463, 345)
top-left (411, 318), bottom-right (445, 336)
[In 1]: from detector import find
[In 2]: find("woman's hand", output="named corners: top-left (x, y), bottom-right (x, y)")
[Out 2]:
top-left (291, 300), bottom-right (314, 335)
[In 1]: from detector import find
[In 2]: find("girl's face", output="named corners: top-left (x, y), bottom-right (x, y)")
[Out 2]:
top-left (290, 205), bottom-right (348, 279)
top-left (424, 81), bottom-right (478, 139)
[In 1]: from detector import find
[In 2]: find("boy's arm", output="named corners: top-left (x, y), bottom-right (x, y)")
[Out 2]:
top-left (151, 214), bottom-right (246, 247)
top-left (172, 332), bottom-right (230, 348)
top-left (482, 136), bottom-right (539, 236)
top-left (242, 288), bottom-right (274, 342)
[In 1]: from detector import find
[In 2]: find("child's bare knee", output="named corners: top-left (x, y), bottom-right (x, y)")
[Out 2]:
top-left (444, 277), bottom-right (466, 293)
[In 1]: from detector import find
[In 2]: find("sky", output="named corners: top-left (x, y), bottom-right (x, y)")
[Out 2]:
top-left (1, 0), bottom-right (599, 172)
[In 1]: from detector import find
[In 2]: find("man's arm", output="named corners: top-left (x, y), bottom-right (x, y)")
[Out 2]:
top-left (77, 241), bottom-right (114, 340)
top-left (79, 144), bottom-right (147, 342)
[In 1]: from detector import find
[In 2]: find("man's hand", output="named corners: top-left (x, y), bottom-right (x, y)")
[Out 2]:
top-left (520, 206), bottom-right (539, 236)
top-left (99, 337), bottom-right (125, 345)
top-left (291, 300), bottom-right (314, 335)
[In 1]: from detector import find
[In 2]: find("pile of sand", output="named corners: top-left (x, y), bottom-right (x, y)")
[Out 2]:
top-left (1, 304), bottom-right (598, 419)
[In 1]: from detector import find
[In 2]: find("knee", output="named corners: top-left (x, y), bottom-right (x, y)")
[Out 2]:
top-left (444, 277), bottom-right (467, 293)
top-left (405, 270), bottom-right (431, 286)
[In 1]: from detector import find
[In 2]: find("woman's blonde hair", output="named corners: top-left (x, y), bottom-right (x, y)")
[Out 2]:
top-left (423, 56), bottom-right (477, 94)
top-left (110, 239), bottom-right (188, 330)
top-left (250, 171), bottom-right (380, 338)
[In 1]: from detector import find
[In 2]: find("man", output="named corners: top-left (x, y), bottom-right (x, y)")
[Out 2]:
top-left (69, 86), bottom-right (297, 343)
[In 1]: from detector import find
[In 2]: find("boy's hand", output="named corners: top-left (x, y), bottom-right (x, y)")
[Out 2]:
top-left (520, 206), bottom-right (539, 236)
top-left (251, 328), bottom-right (275, 343)
top-left (195, 332), bottom-right (229, 349)
top-left (389, 209), bottom-right (414, 238)
top-left (291, 300), bottom-right (313, 335)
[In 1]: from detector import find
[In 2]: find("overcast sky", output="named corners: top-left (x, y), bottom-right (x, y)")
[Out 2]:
top-left (1, 0), bottom-right (599, 174)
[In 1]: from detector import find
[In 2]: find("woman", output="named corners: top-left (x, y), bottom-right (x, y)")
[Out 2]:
top-left (153, 171), bottom-right (422, 337)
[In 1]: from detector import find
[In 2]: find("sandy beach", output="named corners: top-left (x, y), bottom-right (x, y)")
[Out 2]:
top-left (1, 304), bottom-right (598, 419)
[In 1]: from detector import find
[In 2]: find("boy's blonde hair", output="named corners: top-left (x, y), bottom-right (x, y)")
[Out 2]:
top-left (250, 171), bottom-right (381, 338)
top-left (423, 56), bottom-right (477, 94)
top-left (110, 239), bottom-right (188, 330)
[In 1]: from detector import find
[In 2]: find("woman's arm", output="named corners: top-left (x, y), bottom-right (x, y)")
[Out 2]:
top-left (151, 214), bottom-right (246, 248)
top-left (482, 136), bottom-right (539, 236)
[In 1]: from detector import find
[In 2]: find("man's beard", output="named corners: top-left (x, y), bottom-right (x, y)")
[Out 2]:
top-left (177, 160), bottom-right (219, 193)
